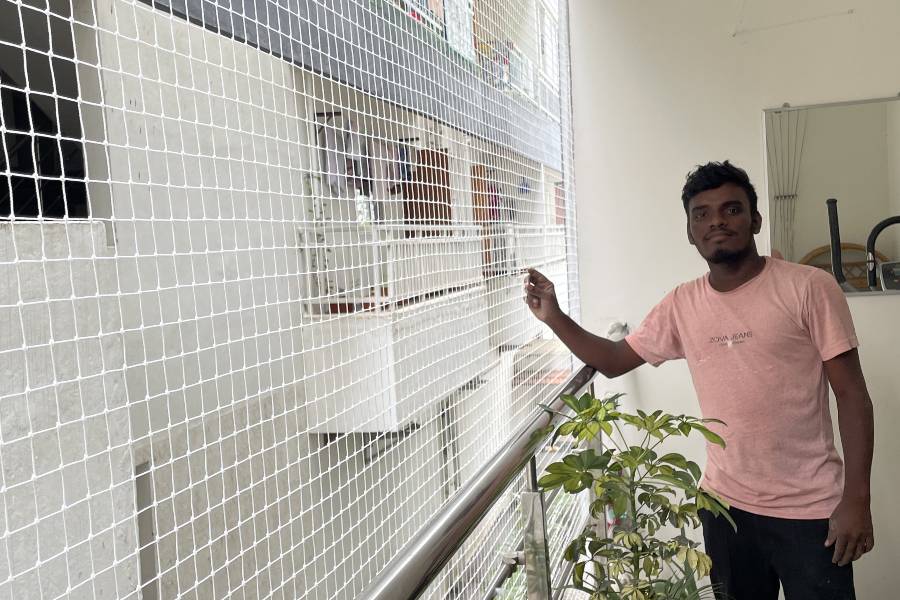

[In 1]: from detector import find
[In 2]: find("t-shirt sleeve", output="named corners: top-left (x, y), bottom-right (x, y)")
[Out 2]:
top-left (802, 270), bottom-right (859, 361)
top-left (625, 289), bottom-right (685, 367)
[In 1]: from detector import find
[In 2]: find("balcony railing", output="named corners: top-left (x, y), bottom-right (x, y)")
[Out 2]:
top-left (356, 321), bottom-right (628, 599)
top-left (358, 363), bottom-right (601, 600)
top-left (481, 224), bottom-right (567, 276)
top-left (298, 222), bottom-right (566, 315)
top-left (298, 223), bottom-right (485, 313)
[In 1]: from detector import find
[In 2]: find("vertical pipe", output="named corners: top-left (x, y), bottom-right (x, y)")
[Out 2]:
top-left (521, 491), bottom-right (553, 600)
top-left (527, 456), bottom-right (539, 492)
top-left (826, 199), bottom-right (853, 291)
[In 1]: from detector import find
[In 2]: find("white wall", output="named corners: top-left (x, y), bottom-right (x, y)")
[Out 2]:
top-left (845, 295), bottom-right (900, 597)
top-left (94, 2), bottom-right (315, 597)
top-left (0, 223), bottom-right (137, 599)
top-left (571, 1), bottom-right (900, 597)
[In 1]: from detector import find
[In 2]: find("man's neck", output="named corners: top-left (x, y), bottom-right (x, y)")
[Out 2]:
top-left (707, 251), bottom-right (767, 292)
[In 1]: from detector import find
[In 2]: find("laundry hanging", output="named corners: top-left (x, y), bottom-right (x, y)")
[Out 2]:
top-left (370, 139), bottom-right (402, 221)
top-left (316, 114), bottom-right (373, 197)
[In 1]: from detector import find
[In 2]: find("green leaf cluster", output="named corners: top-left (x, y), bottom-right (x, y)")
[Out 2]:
top-left (539, 393), bottom-right (734, 600)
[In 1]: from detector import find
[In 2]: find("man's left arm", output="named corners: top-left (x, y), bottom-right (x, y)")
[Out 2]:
top-left (823, 348), bottom-right (875, 566)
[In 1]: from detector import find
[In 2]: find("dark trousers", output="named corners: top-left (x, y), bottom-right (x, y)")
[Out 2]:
top-left (700, 506), bottom-right (855, 600)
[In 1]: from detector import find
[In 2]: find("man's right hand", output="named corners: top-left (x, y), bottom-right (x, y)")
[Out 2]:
top-left (522, 268), bottom-right (645, 378)
top-left (523, 268), bottom-right (562, 323)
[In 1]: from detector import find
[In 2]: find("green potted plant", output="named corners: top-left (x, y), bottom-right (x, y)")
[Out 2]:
top-left (539, 392), bottom-right (735, 600)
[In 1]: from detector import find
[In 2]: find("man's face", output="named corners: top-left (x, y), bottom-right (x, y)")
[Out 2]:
top-left (686, 183), bottom-right (762, 264)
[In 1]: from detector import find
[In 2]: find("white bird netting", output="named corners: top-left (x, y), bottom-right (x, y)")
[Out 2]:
top-left (0, 0), bottom-right (585, 598)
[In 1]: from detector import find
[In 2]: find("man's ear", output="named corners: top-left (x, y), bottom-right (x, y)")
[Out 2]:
top-left (687, 221), bottom-right (696, 246)
top-left (752, 211), bottom-right (762, 235)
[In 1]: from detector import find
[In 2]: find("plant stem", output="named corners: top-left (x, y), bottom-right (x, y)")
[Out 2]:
top-left (612, 420), bottom-right (630, 450)
top-left (628, 466), bottom-right (641, 588)
top-left (605, 425), bottom-right (628, 453)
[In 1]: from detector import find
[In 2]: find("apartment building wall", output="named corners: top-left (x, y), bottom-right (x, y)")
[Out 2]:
top-left (0, 0), bottom-right (580, 598)
top-left (0, 221), bottom-right (137, 598)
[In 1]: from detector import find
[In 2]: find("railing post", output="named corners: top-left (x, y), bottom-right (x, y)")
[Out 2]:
top-left (521, 457), bottom-right (552, 600)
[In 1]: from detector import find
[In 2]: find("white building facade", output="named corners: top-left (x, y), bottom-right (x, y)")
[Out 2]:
top-left (0, 0), bottom-right (584, 598)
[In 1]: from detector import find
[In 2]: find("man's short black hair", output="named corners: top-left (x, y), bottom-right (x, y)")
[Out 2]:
top-left (682, 161), bottom-right (758, 214)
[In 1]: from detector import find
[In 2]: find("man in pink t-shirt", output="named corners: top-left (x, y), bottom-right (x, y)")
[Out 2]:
top-left (525, 161), bottom-right (874, 600)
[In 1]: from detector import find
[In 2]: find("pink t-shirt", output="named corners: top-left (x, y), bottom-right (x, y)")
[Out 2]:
top-left (625, 258), bottom-right (858, 519)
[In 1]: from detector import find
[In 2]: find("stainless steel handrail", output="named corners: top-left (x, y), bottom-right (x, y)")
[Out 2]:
top-left (358, 364), bottom-right (599, 600)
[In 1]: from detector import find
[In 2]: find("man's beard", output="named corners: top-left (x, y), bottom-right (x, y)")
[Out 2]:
top-left (707, 244), bottom-right (751, 265)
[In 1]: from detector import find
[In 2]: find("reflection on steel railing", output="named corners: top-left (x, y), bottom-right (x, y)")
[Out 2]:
top-left (357, 363), bottom-right (599, 600)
